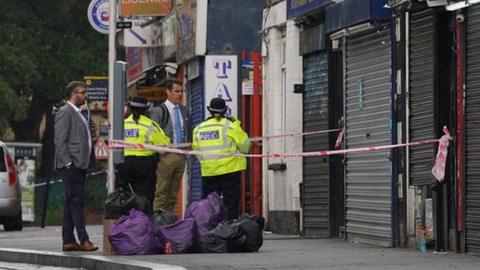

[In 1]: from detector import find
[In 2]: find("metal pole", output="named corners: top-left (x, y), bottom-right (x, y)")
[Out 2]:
top-left (107, 0), bottom-right (117, 194)
top-left (103, 0), bottom-right (117, 255)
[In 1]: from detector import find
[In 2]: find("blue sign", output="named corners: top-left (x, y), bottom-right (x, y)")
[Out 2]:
top-left (287, 0), bottom-right (333, 19)
top-left (87, 0), bottom-right (109, 34)
top-left (85, 76), bottom-right (108, 101)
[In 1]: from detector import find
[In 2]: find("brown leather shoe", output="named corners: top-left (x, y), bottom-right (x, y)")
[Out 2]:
top-left (62, 242), bottom-right (80, 252)
top-left (79, 240), bottom-right (98, 252)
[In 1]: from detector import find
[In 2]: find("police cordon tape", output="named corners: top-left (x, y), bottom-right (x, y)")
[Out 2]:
top-left (111, 133), bottom-right (451, 181)
top-left (109, 127), bottom-right (452, 181)
top-left (110, 137), bottom-right (440, 158)
top-left (166, 128), bottom-right (342, 148)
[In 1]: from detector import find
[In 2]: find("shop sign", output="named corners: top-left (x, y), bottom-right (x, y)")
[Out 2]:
top-left (204, 55), bottom-right (238, 117)
top-left (120, 0), bottom-right (171, 17)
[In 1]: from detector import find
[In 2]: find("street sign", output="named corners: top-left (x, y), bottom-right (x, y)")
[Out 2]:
top-left (94, 137), bottom-right (109, 160)
top-left (117, 21), bottom-right (133, 29)
top-left (87, 0), bottom-right (109, 34)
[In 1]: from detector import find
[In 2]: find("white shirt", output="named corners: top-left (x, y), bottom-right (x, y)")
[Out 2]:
top-left (67, 101), bottom-right (92, 157)
top-left (164, 99), bottom-right (184, 143)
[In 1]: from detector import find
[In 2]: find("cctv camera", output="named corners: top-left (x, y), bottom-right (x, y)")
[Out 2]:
top-left (456, 13), bottom-right (464, 23)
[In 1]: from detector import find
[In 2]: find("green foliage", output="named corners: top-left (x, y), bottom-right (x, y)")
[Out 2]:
top-left (0, 0), bottom-right (108, 139)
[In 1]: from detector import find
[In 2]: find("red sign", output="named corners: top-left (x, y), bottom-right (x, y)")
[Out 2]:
top-left (94, 137), bottom-right (109, 160)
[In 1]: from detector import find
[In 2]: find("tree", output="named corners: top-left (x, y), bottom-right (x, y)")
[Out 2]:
top-left (0, 1), bottom-right (108, 177)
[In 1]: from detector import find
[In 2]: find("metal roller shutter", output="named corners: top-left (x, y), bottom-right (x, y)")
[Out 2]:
top-left (302, 51), bottom-right (330, 237)
top-left (344, 28), bottom-right (393, 246)
top-left (409, 9), bottom-right (436, 186)
top-left (465, 3), bottom-right (480, 255)
top-left (189, 75), bottom-right (205, 202)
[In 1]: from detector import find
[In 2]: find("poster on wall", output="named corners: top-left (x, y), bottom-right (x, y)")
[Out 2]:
top-left (17, 159), bottom-right (35, 222)
top-left (204, 55), bottom-right (238, 118)
top-left (84, 76), bottom-right (108, 112)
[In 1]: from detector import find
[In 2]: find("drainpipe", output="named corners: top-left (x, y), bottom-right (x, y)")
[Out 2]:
top-left (390, 17), bottom-right (399, 248)
top-left (455, 11), bottom-right (466, 253)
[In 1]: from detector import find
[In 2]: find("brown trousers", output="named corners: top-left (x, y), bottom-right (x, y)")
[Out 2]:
top-left (153, 153), bottom-right (186, 212)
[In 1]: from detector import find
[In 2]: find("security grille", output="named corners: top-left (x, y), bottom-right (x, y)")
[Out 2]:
top-left (408, 9), bottom-right (436, 186)
top-left (302, 51), bottom-right (330, 237)
top-left (465, 3), bottom-right (480, 255)
top-left (344, 27), bottom-right (393, 246)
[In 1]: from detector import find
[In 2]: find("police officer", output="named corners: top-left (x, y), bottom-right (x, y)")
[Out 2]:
top-left (116, 96), bottom-right (170, 205)
top-left (192, 97), bottom-right (251, 220)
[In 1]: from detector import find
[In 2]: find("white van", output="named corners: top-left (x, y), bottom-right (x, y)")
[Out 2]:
top-left (0, 140), bottom-right (23, 231)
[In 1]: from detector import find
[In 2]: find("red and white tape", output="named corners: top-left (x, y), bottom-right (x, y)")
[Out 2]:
top-left (110, 128), bottom-right (452, 180)
top-left (432, 126), bottom-right (452, 182)
top-left (109, 128), bottom-right (450, 159)
top-left (165, 128), bottom-right (342, 148)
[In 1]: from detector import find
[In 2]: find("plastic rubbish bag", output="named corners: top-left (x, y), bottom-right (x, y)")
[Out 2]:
top-left (184, 192), bottom-right (226, 236)
top-left (199, 214), bottom-right (265, 253)
top-left (104, 188), bottom-right (151, 219)
top-left (108, 209), bottom-right (159, 255)
top-left (151, 209), bottom-right (178, 228)
top-left (156, 218), bottom-right (199, 254)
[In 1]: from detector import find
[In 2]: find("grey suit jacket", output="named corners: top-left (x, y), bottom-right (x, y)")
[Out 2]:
top-left (54, 103), bottom-right (92, 170)
top-left (150, 102), bottom-right (188, 141)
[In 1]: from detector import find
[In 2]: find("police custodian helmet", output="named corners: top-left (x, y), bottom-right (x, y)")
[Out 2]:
top-left (128, 96), bottom-right (149, 108)
top-left (207, 97), bottom-right (228, 114)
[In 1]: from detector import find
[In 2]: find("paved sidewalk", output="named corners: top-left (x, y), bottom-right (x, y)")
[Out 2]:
top-left (1, 225), bottom-right (480, 270)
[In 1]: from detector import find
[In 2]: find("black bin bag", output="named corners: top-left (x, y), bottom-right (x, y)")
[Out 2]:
top-left (199, 214), bottom-right (265, 253)
top-left (104, 187), bottom-right (151, 219)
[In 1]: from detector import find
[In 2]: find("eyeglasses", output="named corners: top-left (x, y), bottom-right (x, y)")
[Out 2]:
top-left (75, 90), bottom-right (87, 95)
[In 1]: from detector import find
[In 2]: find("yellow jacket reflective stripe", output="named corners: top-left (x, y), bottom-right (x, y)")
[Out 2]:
top-left (124, 114), bottom-right (170, 157)
top-left (192, 117), bottom-right (251, 177)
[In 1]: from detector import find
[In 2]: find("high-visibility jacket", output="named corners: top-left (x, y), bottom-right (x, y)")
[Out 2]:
top-left (124, 114), bottom-right (170, 157)
top-left (192, 117), bottom-right (251, 177)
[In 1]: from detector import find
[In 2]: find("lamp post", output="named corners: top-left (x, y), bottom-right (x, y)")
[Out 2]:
top-left (104, 0), bottom-right (117, 254)
top-left (108, 0), bottom-right (117, 194)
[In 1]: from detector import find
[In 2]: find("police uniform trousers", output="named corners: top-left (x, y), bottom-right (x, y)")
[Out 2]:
top-left (116, 155), bottom-right (157, 204)
top-left (202, 171), bottom-right (241, 221)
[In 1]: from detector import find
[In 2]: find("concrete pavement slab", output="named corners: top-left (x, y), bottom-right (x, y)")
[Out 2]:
top-left (1, 225), bottom-right (480, 270)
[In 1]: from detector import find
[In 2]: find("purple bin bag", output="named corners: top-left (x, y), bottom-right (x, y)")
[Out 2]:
top-left (184, 192), bottom-right (226, 236)
top-left (108, 208), bottom-right (159, 255)
top-left (156, 218), bottom-right (199, 254)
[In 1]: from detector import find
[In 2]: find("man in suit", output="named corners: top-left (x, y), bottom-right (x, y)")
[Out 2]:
top-left (150, 79), bottom-right (188, 214)
top-left (54, 81), bottom-right (97, 252)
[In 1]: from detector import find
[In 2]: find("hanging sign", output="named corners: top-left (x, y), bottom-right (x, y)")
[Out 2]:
top-left (204, 55), bottom-right (238, 118)
top-left (87, 0), bottom-right (109, 34)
